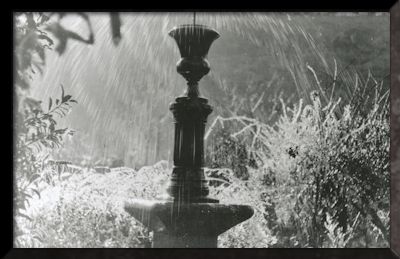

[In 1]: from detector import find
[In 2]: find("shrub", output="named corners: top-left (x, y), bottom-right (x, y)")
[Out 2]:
top-left (205, 80), bottom-right (389, 247)
top-left (15, 161), bottom-right (170, 247)
top-left (14, 86), bottom-right (77, 247)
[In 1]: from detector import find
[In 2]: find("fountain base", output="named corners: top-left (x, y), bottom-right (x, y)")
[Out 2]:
top-left (124, 199), bottom-right (254, 248)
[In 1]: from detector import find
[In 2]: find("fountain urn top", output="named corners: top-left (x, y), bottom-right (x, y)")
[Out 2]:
top-left (168, 24), bottom-right (220, 98)
top-left (168, 24), bottom-right (220, 58)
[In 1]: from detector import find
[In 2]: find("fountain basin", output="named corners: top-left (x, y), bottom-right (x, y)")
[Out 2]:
top-left (124, 199), bottom-right (254, 248)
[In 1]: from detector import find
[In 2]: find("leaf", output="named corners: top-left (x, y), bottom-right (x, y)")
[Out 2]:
top-left (69, 99), bottom-right (78, 103)
top-left (25, 13), bottom-right (37, 30)
top-left (45, 22), bottom-right (94, 55)
top-left (33, 235), bottom-right (43, 242)
top-left (44, 23), bottom-right (67, 55)
top-left (54, 128), bottom-right (67, 134)
top-left (25, 199), bottom-right (30, 208)
top-left (48, 97), bottom-right (52, 111)
top-left (35, 45), bottom-right (46, 64)
top-left (49, 118), bottom-right (57, 125)
top-left (54, 111), bottom-right (63, 117)
top-left (38, 34), bottom-right (54, 46)
top-left (40, 139), bottom-right (50, 148)
top-left (61, 84), bottom-right (65, 101)
top-left (42, 114), bottom-right (53, 120)
top-left (19, 202), bottom-right (26, 211)
top-left (32, 60), bottom-right (44, 75)
top-left (110, 12), bottom-right (122, 45)
top-left (49, 124), bottom-right (55, 134)
top-left (58, 110), bottom-right (66, 116)
top-left (28, 173), bottom-right (40, 183)
top-left (62, 95), bottom-right (71, 103)
top-left (17, 211), bottom-right (32, 221)
top-left (59, 105), bottom-right (69, 111)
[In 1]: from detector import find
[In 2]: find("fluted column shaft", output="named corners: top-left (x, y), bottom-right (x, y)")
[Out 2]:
top-left (166, 96), bottom-right (217, 203)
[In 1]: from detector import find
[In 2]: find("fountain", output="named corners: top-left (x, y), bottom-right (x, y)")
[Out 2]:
top-left (124, 23), bottom-right (254, 248)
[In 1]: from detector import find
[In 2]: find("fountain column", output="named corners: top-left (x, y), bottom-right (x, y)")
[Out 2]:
top-left (124, 24), bottom-right (254, 248)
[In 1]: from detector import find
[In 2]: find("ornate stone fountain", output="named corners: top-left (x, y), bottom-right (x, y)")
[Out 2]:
top-left (124, 24), bottom-right (254, 248)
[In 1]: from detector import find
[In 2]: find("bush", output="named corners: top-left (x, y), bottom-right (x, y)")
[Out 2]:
top-left (14, 13), bottom-right (80, 247)
top-left (15, 161), bottom-right (170, 247)
top-left (14, 86), bottom-right (77, 246)
top-left (205, 82), bottom-right (389, 247)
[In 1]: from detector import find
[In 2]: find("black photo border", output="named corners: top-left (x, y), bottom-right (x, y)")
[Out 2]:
top-left (3, 1), bottom-right (400, 258)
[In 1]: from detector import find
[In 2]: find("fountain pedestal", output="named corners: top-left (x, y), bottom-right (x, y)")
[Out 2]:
top-left (124, 24), bottom-right (254, 248)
